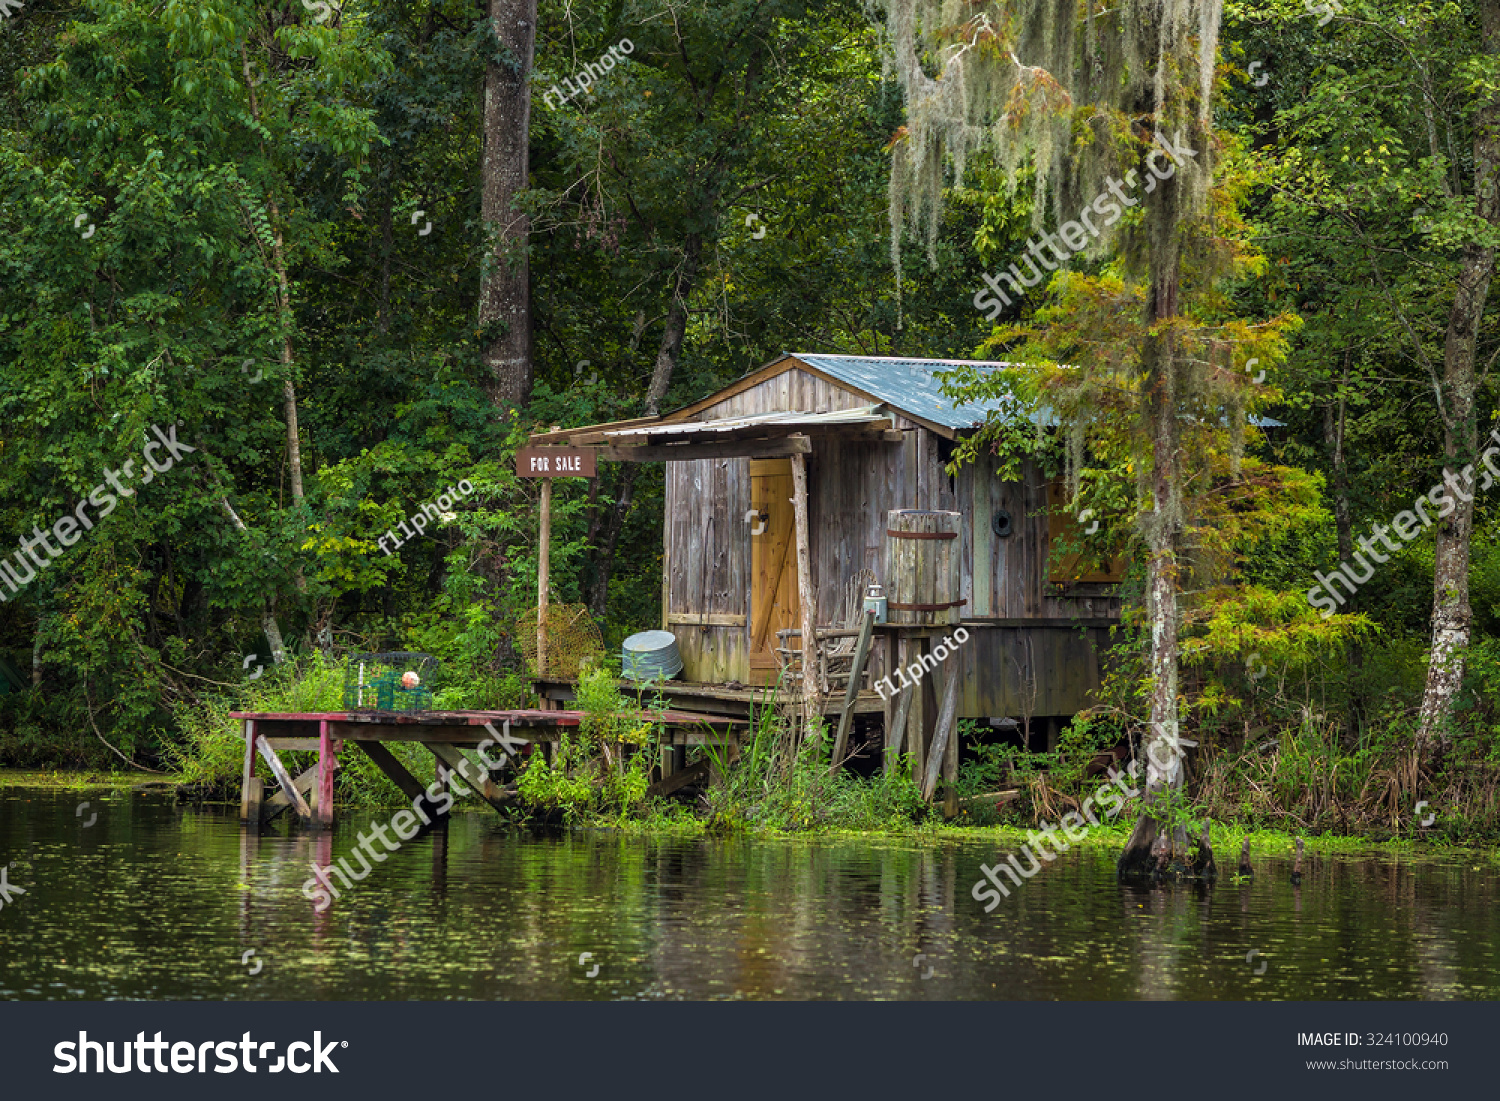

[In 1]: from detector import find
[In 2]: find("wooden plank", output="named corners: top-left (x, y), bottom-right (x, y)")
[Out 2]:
top-left (354, 739), bottom-right (428, 804)
top-left (239, 719), bottom-right (257, 823)
top-left (263, 737), bottom-right (322, 751)
top-left (790, 449), bottom-right (819, 733)
top-left (263, 764), bottom-right (318, 822)
top-left (921, 656), bottom-right (961, 801)
top-left (619, 418), bottom-right (892, 446)
top-left (666, 612), bottom-right (746, 627)
top-left (661, 496), bottom-right (671, 630)
top-left (969, 460), bottom-right (991, 618)
top-left (600, 435), bottom-right (810, 462)
top-left (425, 744), bottom-right (513, 815)
top-left (527, 415), bottom-right (665, 446)
top-left (830, 608), bottom-right (875, 773)
top-left (256, 735), bottom-right (313, 823)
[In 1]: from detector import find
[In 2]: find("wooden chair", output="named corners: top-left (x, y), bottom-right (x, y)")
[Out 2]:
top-left (775, 569), bottom-right (877, 697)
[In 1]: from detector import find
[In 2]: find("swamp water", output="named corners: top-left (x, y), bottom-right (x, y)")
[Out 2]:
top-left (0, 785), bottom-right (1496, 1000)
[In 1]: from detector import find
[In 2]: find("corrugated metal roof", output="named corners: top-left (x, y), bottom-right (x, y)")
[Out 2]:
top-left (608, 405), bottom-right (885, 440)
top-left (790, 354), bottom-right (1033, 431)
top-left (788, 353), bottom-right (1284, 430)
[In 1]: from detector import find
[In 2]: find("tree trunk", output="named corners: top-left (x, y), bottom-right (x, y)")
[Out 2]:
top-left (479, 0), bottom-right (536, 409)
top-left (1119, 140), bottom-right (1187, 878)
top-left (1415, 0), bottom-right (1500, 759)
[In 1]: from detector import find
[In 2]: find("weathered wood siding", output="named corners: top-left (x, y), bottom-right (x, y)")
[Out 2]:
top-left (956, 448), bottom-right (1123, 621)
top-left (661, 366), bottom-right (1120, 712)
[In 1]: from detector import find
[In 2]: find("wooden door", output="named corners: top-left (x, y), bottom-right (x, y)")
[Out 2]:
top-left (749, 458), bottom-right (800, 685)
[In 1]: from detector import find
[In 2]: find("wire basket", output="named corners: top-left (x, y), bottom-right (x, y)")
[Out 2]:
top-left (515, 604), bottom-right (605, 678)
top-left (343, 652), bottom-right (439, 712)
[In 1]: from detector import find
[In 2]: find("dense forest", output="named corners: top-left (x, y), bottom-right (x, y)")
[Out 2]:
top-left (1, 0), bottom-right (1497, 838)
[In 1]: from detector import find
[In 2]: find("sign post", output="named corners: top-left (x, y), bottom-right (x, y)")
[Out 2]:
top-left (517, 444), bottom-right (597, 679)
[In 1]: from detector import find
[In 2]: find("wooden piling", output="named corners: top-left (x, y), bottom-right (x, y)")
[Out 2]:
top-left (789, 449), bottom-right (818, 735)
top-left (1290, 837), bottom-right (1304, 885)
top-left (242, 777), bottom-right (264, 825)
top-left (1238, 838), bottom-right (1253, 877)
top-left (316, 719), bottom-right (336, 828)
top-left (920, 657), bottom-right (960, 802)
top-left (886, 678), bottom-right (915, 774)
top-left (239, 719), bottom-right (258, 823)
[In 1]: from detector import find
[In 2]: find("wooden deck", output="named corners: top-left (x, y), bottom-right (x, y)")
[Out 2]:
top-left (533, 677), bottom-right (888, 719)
top-left (231, 707), bottom-right (746, 828)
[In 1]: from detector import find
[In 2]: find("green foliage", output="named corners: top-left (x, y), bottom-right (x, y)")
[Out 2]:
top-left (516, 666), bottom-right (653, 823)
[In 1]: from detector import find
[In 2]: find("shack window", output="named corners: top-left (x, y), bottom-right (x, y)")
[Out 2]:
top-left (1045, 480), bottom-right (1128, 584)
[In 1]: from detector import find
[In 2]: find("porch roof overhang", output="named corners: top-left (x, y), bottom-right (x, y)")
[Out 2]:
top-left (527, 405), bottom-right (901, 462)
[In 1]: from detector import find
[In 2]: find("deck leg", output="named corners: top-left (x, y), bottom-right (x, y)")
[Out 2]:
top-left (239, 719), bottom-right (258, 824)
top-left (242, 778), bottom-right (264, 825)
top-left (886, 680), bottom-right (916, 775)
top-left (316, 719), bottom-right (336, 829)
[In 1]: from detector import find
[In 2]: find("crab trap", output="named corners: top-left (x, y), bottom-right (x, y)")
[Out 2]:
top-left (343, 652), bottom-right (439, 712)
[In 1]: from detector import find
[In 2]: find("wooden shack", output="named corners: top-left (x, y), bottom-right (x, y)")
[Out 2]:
top-left (528, 353), bottom-right (1125, 782)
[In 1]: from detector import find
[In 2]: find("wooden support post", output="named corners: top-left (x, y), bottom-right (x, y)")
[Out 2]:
top-left (239, 719), bottom-right (258, 823)
top-left (921, 656), bottom-right (961, 802)
top-left (886, 678), bottom-right (916, 775)
top-left (354, 739), bottom-right (428, 804)
top-left (789, 446), bottom-right (818, 738)
top-left (242, 778), bottom-right (264, 825)
top-left (905, 638), bottom-right (929, 785)
top-left (316, 719), bottom-right (336, 829)
top-left (256, 735), bottom-right (313, 824)
top-left (425, 744), bottom-right (514, 816)
top-left (538, 477), bottom-right (551, 677)
top-left (830, 608), bottom-right (875, 773)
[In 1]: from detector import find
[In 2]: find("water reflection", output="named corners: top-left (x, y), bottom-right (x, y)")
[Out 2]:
top-left (0, 786), bottom-right (1495, 1000)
